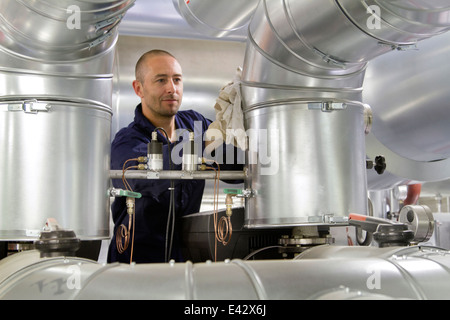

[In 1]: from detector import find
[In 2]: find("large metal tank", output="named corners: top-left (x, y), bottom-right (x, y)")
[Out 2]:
top-left (0, 0), bottom-right (135, 240)
top-left (0, 99), bottom-right (112, 240)
top-left (244, 102), bottom-right (368, 227)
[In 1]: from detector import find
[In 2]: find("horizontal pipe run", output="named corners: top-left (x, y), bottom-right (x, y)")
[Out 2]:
top-left (110, 170), bottom-right (246, 180)
top-left (2, 246), bottom-right (450, 299)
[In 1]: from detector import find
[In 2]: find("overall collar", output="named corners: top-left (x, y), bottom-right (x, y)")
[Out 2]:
top-left (134, 104), bottom-right (181, 144)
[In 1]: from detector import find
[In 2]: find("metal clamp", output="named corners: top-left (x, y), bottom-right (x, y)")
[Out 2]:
top-left (378, 41), bottom-right (418, 51)
top-left (95, 15), bottom-right (123, 34)
top-left (89, 31), bottom-right (113, 49)
top-left (308, 101), bottom-right (347, 112)
top-left (7, 100), bottom-right (51, 114)
top-left (313, 48), bottom-right (347, 68)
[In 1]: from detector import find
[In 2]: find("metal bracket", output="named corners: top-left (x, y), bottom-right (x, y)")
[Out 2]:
top-left (395, 43), bottom-right (418, 51)
top-left (146, 170), bottom-right (160, 179)
top-left (378, 41), bottom-right (418, 51)
top-left (313, 48), bottom-right (347, 68)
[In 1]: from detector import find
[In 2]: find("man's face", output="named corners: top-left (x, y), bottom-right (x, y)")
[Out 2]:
top-left (134, 55), bottom-right (183, 119)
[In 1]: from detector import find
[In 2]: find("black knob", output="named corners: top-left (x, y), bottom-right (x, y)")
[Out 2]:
top-left (374, 155), bottom-right (386, 175)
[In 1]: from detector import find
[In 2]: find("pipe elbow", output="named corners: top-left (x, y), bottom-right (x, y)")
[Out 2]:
top-left (403, 184), bottom-right (422, 206)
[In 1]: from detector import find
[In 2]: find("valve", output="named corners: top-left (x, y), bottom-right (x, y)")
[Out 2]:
top-left (349, 214), bottom-right (414, 247)
top-left (366, 155), bottom-right (386, 174)
top-left (109, 188), bottom-right (142, 199)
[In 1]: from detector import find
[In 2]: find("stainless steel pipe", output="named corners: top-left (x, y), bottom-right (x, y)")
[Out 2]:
top-left (173, 0), bottom-right (260, 38)
top-left (110, 170), bottom-right (246, 180)
top-left (1, 245), bottom-right (450, 300)
top-left (0, 100), bottom-right (112, 240)
top-left (240, 0), bottom-right (450, 228)
top-left (364, 31), bottom-right (450, 189)
top-left (0, 0), bottom-right (135, 240)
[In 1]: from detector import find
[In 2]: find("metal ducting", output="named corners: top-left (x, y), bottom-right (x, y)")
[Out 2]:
top-left (1, 245), bottom-right (450, 299)
top-left (172, 0), bottom-right (260, 38)
top-left (0, 0), bottom-right (135, 240)
top-left (240, 0), bottom-right (450, 228)
top-left (365, 31), bottom-right (450, 189)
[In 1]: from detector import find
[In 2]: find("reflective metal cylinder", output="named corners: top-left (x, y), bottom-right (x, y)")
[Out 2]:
top-left (173, 0), bottom-right (260, 37)
top-left (241, 0), bottom-right (450, 228)
top-left (244, 102), bottom-right (368, 227)
top-left (241, 0), bottom-right (370, 228)
top-left (0, 99), bottom-right (112, 240)
top-left (0, 0), bottom-right (134, 62)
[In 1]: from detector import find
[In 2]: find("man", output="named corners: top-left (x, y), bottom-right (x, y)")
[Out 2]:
top-left (107, 50), bottom-right (239, 263)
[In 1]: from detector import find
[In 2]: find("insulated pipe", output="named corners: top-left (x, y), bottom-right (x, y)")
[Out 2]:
top-left (242, 0), bottom-right (450, 133)
top-left (364, 29), bottom-right (450, 189)
top-left (1, 246), bottom-right (450, 299)
top-left (0, 0), bottom-right (135, 240)
top-left (0, 0), bottom-right (135, 104)
top-left (0, 0), bottom-right (134, 60)
top-left (172, 0), bottom-right (260, 38)
top-left (240, 0), bottom-right (450, 228)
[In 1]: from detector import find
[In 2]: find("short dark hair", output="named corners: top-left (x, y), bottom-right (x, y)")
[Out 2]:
top-left (135, 49), bottom-right (177, 83)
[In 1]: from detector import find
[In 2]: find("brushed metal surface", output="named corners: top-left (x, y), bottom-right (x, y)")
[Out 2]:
top-left (0, 100), bottom-right (112, 240)
top-left (244, 102), bottom-right (368, 227)
top-left (0, 0), bottom-right (135, 240)
top-left (364, 31), bottom-right (450, 189)
top-left (2, 246), bottom-right (450, 300)
top-left (173, 0), bottom-right (259, 38)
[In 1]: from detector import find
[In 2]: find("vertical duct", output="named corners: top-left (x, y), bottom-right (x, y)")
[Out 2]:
top-left (0, 0), bottom-right (135, 240)
top-left (241, 0), bottom-right (450, 227)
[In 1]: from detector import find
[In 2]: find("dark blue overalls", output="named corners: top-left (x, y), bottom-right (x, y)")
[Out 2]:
top-left (108, 104), bottom-right (212, 263)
